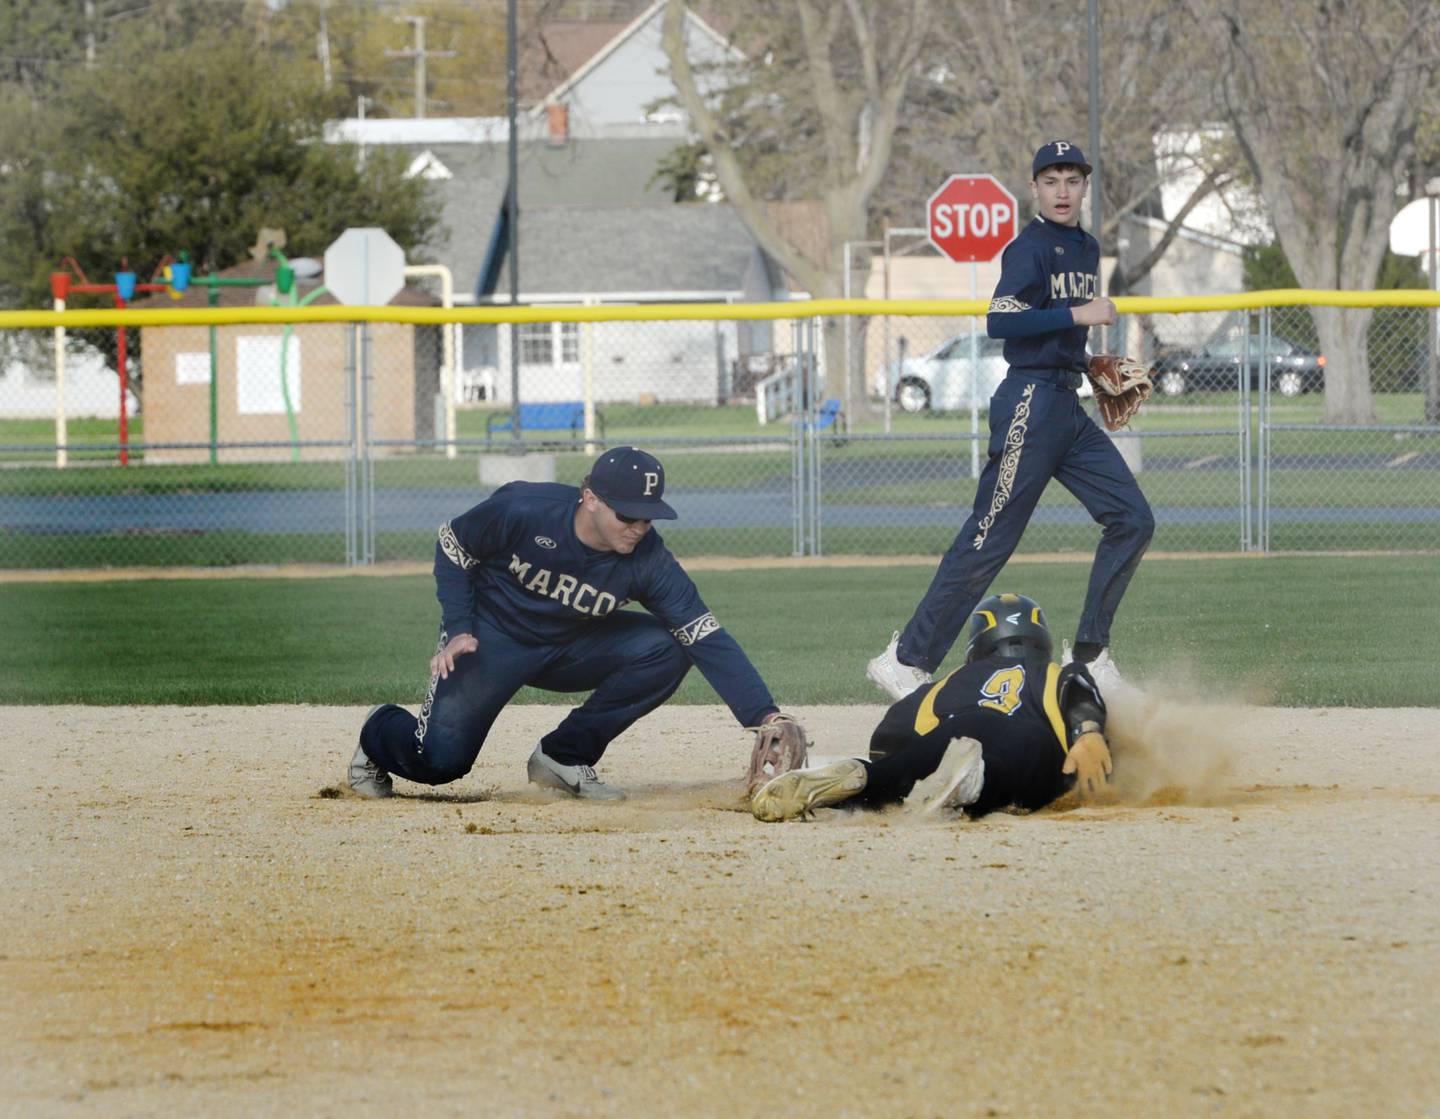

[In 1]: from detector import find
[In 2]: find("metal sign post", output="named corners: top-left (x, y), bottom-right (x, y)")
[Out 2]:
top-left (1388, 195), bottom-right (1440, 423)
top-left (926, 174), bottom-right (1018, 479)
top-left (324, 228), bottom-right (406, 565)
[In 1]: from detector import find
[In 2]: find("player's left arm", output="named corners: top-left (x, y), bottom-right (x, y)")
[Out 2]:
top-left (634, 542), bottom-right (778, 727)
top-left (987, 241), bottom-right (1072, 339)
top-left (1057, 664), bottom-right (1112, 797)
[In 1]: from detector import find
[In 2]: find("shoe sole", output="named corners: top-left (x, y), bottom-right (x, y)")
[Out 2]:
top-left (905, 738), bottom-right (982, 816)
top-left (341, 778), bottom-right (393, 799)
top-left (751, 760), bottom-right (867, 822)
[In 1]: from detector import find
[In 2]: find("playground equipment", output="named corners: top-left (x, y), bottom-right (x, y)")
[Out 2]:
top-left (45, 242), bottom-right (449, 468)
top-left (168, 250), bottom-right (280, 466)
top-left (50, 258), bottom-right (168, 466)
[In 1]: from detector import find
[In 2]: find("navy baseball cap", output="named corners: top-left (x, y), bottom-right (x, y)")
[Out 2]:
top-left (586, 446), bottom-right (677, 521)
top-left (1032, 140), bottom-right (1092, 177)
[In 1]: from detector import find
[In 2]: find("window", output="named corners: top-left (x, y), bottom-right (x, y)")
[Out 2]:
top-left (518, 321), bottom-right (580, 366)
top-left (519, 322), bottom-right (553, 365)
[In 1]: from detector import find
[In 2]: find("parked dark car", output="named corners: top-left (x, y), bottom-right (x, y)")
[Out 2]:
top-left (1153, 334), bottom-right (1326, 397)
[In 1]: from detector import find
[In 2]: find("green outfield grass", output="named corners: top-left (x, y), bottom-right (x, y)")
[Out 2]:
top-left (3, 555), bottom-right (1435, 707)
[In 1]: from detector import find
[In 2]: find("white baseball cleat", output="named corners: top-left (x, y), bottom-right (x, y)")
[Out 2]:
top-left (527, 745), bottom-right (626, 801)
top-left (866, 632), bottom-right (932, 701)
top-left (750, 759), bottom-right (868, 822)
top-left (1085, 648), bottom-right (1127, 693)
top-left (1062, 643), bottom-right (1130, 695)
top-left (904, 737), bottom-right (984, 817)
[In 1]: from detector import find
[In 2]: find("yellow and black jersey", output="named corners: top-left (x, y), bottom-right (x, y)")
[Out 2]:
top-left (863, 652), bottom-right (1104, 816)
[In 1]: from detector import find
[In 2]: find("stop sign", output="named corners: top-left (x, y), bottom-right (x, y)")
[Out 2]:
top-left (927, 174), bottom-right (1018, 263)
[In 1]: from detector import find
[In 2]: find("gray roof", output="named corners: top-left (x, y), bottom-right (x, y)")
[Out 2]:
top-left (499, 204), bottom-right (766, 297)
top-left (401, 137), bottom-right (685, 298)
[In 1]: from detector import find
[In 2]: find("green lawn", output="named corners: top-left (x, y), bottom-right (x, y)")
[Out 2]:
top-left (2, 555), bottom-right (1435, 707)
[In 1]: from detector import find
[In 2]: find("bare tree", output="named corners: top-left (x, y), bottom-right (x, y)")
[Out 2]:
top-left (1186, 0), bottom-right (1440, 422)
top-left (901, 0), bottom-right (1232, 297)
top-left (662, 0), bottom-right (931, 410)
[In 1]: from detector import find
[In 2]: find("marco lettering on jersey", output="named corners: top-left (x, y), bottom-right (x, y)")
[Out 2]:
top-left (509, 553), bottom-right (618, 616)
top-left (1049, 272), bottom-right (1098, 301)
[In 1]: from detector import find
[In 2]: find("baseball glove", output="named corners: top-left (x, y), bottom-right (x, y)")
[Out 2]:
top-left (746, 713), bottom-right (810, 795)
top-left (1086, 354), bottom-right (1154, 431)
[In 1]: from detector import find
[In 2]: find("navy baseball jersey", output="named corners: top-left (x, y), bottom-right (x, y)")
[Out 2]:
top-left (985, 216), bottom-right (1100, 374)
top-left (434, 481), bottom-right (775, 726)
top-left (868, 654), bottom-right (1102, 816)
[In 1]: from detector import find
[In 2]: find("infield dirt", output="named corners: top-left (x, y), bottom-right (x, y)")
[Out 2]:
top-left (4, 696), bottom-right (1437, 1117)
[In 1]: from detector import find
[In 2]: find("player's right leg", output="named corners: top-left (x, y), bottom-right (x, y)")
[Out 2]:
top-left (1054, 413), bottom-right (1154, 684)
top-left (882, 378), bottom-right (1067, 683)
top-left (352, 622), bottom-right (542, 792)
top-left (530, 612), bottom-right (690, 783)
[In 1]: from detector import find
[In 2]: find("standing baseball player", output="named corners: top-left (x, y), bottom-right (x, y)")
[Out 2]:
top-left (868, 141), bottom-right (1153, 701)
top-left (348, 446), bottom-right (805, 801)
top-left (755, 594), bottom-right (1113, 822)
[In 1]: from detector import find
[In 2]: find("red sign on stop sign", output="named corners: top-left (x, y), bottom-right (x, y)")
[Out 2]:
top-left (927, 174), bottom-right (1018, 263)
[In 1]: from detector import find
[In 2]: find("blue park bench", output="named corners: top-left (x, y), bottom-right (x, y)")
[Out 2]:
top-left (793, 398), bottom-right (847, 444)
top-left (486, 401), bottom-right (604, 443)
top-left (814, 398), bottom-right (843, 432)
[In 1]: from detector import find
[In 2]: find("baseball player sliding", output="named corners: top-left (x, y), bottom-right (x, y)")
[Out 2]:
top-left (869, 141), bottom-right (1154, 703)
top-left (753, 594), bottom-right (1112, 822)
top-left (348, 446), bottom-right (807, 801)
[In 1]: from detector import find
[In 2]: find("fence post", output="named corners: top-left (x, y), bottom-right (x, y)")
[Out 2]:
top-left (361, 322), bottom-right (376, 564)
top-left (345, 323), bottom-right (359, 566)
top-left (1240, 325), bottom-right (1252, 551)
top-left (1258, 307), bottom-right (1271, 552)
top-left (807, 316), bottom-right (822, 556)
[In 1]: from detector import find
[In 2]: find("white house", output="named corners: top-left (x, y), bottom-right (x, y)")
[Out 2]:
top-left (0, 345), bottom-right (139, 419)
top-left (322, 5), bottom-right (793, 409)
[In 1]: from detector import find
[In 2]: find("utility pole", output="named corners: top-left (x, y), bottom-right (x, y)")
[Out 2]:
top-left (317, 0), bottom-right (332, 87)
top-left (387, 15), bottom-right (456, 119)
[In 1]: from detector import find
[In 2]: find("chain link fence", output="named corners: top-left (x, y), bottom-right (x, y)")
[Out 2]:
top-left (1, 300), bottom-right (1436, 568)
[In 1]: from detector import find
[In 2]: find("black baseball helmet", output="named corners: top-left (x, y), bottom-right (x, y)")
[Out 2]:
top-left (964, 593), bottom-right (1053, 663)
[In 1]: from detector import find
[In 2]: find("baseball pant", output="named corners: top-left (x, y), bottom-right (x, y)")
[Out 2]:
top-left (360, 611), bottom-right (690, 785)
top-left (898, 370), bottom-right (1154, 673)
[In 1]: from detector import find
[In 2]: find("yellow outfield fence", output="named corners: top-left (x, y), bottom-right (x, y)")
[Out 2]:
top-left (1, 288), bottom-right (1438, 329)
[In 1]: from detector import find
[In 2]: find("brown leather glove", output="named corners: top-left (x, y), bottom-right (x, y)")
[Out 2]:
top-left (746, 713), bottom-right (810, 796)
top-left (1062, 729), bottom-right (1113, 799)
top-left (1086, 354), bottom-right (1154, 431)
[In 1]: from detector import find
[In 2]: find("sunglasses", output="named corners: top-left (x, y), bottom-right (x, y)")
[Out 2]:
top-left (592, 493), bottom-right (648, 525)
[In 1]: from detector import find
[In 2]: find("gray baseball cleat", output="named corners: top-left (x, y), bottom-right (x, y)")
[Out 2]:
top-left (867, 631), bottom-right (932, 701)
top-left (750, 758), bottom-right (869, 822)
top-left (527, 745), bottom-right (626, 801)
top-left (346, 741), bottom-right (394, 799)
top-left (345, 705), bottom-right (394, 798)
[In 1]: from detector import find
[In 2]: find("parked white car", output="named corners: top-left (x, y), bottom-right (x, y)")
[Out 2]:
top-left (874, 333), bottom-right (1009, 413)
top-left (874, 333), bottom-right (1097, 412)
